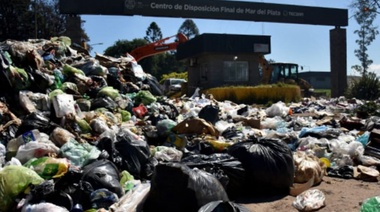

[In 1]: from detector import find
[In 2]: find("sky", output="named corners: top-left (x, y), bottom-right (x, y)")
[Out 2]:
top-left (81, 0), bottom-right (380, 76)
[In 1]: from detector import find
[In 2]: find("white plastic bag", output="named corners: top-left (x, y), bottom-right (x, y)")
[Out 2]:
top-left (292, 189), bottom-right (326, 211)
top-left (109, 182), bottom-right (150, 212)
top-left (22, 202), bottom-right (69, 212)
top-left (16, 141), bottom-right (60, 164)
top-left (52, 93), bottom-right (76, 118)
top-left (265, 101), bottom-right (290, 117)
top-left (153, 146), bottom-right (183, 162)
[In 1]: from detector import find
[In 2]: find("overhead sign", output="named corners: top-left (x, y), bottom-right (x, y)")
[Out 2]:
top-left (60, 0), bottom-right (348, 26)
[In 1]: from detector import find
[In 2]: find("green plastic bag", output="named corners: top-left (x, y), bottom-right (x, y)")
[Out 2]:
top-left (76, 118), bottom-right (92, 133)
top-left (0, 165), bottom-right (44, 211)
top-left (119, 109), bottom-right (131, 122)
top-left (361, 196), bottom-right (380, 212)
top-left (97, 86), bottom-right (120, 100)
top-left (60, 139), bottom-right (101, 167)
top-left (61, 82), bottom-right (79, 93)
top-left (4, 65), bottom-right (31, 91)
top-left (62, 64), bottom-right (85, 76)
top-left (134, 90), bottom-right (156, 106)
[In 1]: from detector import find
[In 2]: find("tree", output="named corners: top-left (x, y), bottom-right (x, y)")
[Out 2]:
top-left (0, 0), bottom-right (88, 42)
top-left (351, 0), bottom-right (379, 74)
top-left (178, 19), bottom-right (199, 39)
top-left (144, 22), bottom-right (163, 43)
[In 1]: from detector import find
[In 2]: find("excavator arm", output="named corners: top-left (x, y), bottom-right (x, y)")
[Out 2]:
top-left (129, 33), bottom-right (188, 62)
top-left (258, 55), bottom-right (273, 84)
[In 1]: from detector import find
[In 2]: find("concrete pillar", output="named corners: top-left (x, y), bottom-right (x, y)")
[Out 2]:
top-left (330, 27), bottom-right (347, 98)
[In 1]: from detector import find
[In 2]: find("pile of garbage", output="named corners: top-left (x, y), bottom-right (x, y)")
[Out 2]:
top-left (0, 36), bottom-right (380, 212)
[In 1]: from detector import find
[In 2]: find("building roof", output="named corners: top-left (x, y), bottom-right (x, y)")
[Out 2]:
top-left (176, 33), bottom-right (271, 60)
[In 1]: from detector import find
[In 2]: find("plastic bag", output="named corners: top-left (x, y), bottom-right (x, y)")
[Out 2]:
top-left (50, 127), bottom-right (76, 147)
top-left (143, 162), bottom-right (229, 212)
top-left (24, 157), bottom-right (70, 179)
top-left (198, 200), bottom-right (250, 212)
top-left (0, 165), bottom-right (44, 211)
top-left (90, 188), bottom-right (119, 209)
top-left (293, 151), bottom-right (326, 185)
top-left (52, 93), bottom-right (76, 118)
top-left (21, 202), bottom-right (69, 212)
top-left (182, 153), bottom-right (246, 199)
top-left (109, 181), bottom-right (150, 212)
top-left (115, 129), bottom-right (151, 179)
top-left (97, 86), bottom-right (120, 100)
top-left (60, 139), bottom-right (101, 167)
top-left (361, 196), bottom-right (380, 212)
top-left (82, 160), bottom-right (124, 198)
top-left (16, 112), bottom-right (57, 137)
top-left (265, 101), bottom-right (290, 117)
top-left (228, 138), bottom-right (294, 195)
top-left (0, 143), bottom-right (5, 168)
top-left (198, 104), bottom-right (219, 125)
top-left (156, 119), bottom-right (177, 137)
top-left (134, 90), bottom-right (156, 106)
top-left (292, 189), bottom-right (326, 211)
top-left (152, 146), bottom-right (183, 162)
top-left (16, 141), bottom-right (60, 164)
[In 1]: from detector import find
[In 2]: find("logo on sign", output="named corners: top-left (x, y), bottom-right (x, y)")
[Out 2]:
top-left (125, 0), bottom-right (136, 10)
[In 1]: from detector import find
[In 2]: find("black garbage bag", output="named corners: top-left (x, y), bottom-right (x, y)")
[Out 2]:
top-left (81, 159), bottom-right (124, 198)
top-left (198, 200), bottom-right (250, 212)
top-left (91, 96), bottom-right (118, 111)
top-left (86, 75), bottom-right (108, 98)
top-left (144, 74), bottom-right (164, 96)
top-left (28, 180), bottom-right (74, 211)
top-left (199, 104), bottom-right (219, 125)
top-left (16, 111), bottom-right (57, 136)
top-left (96, 134), bottom-right (123, 169)
top-left (26, 67), bottom-right (52, 93)
top-left (181, 153), bottom-right (247, 199)
top-left (54, 169), bottom-right (94, 210)
top-left (114, 129), bottom-right (151, 179)
top-left (228, 138), bottom-right (294, 195)
top-left (143, 162), bottom-right (229, 212)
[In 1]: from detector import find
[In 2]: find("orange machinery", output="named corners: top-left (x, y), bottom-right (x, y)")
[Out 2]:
top-left (129, 33), bottom-right (188, 62)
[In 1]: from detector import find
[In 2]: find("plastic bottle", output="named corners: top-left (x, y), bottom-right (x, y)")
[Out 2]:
top-left (7, 129), bottom-right (41, 152)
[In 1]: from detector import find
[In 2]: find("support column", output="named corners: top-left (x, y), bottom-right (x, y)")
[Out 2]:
top-left (330, 27), bottom-right (347, 98)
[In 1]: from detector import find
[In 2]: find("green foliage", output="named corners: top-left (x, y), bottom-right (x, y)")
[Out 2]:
top-left (0, 0), bottom-right (87, 42)
top-left (144, 22), bottom-right (163, 43)
top-left (350, 0), bottom-right (379, 74)
top-left (104, 38), bottom-right (148, 58)
top-left (345, 72), bottom-right (380, 100)
top-left (160, 72), bottom-right (188, 83)
top-left (178, 19), bottom-right (199, 39)
top-left (355, 101), bottom-right (380, 118)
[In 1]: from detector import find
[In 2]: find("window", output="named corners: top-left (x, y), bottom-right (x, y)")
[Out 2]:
top-left (200, 64), bottom-right (208, 81)
top-left (223, 61), bottom-right (249, 82)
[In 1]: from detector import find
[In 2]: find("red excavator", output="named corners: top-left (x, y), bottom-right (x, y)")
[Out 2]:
top-left (128, 33), bottom-right (188, 62)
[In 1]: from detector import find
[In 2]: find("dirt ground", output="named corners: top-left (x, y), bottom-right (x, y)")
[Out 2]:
top-left (239, 176), bottom-right (380, 212)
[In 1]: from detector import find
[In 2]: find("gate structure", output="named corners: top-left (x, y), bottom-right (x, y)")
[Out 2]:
top-left (60, 0), bottom-right (348, 97)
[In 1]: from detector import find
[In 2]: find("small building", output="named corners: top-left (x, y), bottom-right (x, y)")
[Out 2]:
top-left (176, 33), bottom-right (271, 95)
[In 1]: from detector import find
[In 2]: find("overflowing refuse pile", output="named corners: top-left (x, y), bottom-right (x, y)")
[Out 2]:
top-left (0, 36), bottom-right (380, 212)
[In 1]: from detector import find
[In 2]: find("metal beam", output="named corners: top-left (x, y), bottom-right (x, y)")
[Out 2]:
top-left (59, 0), bottom-right (348, 26)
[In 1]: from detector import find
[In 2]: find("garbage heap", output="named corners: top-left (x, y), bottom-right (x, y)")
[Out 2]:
top-left (0, 37), bottom-right (379, 212)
